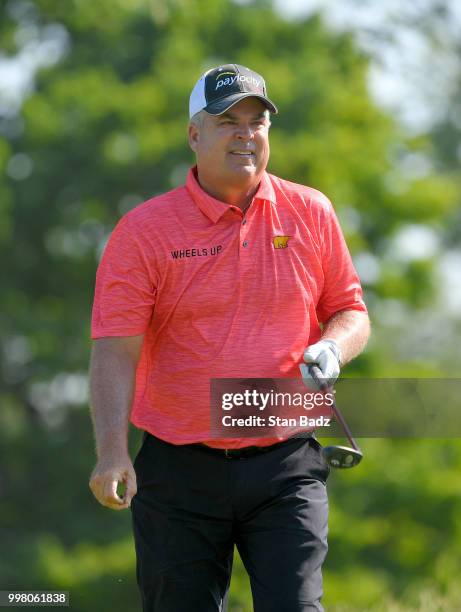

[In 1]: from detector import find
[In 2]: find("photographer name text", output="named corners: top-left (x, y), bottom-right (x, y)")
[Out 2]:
top-left (222, 415), bottom-right (331, 427)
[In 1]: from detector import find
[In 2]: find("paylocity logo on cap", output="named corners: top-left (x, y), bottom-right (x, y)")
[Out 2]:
top-left (215, 72), bottom-right (261, 92)
top-left (189, 62), bottom-right (278, 118)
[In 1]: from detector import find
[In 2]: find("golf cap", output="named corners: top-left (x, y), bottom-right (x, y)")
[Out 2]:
top-left (189, 63), bottom-right (278, 119)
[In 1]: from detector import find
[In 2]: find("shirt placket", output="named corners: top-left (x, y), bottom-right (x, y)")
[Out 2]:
top-left (230, 205), bottom-right (253, 257)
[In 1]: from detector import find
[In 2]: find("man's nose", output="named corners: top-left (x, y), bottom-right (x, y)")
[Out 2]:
top-left (235, 123), bottom-right (254, 138)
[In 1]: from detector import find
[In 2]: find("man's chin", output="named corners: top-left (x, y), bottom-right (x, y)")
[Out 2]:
top-left (230, 165), bottom-right (257, 175)
top-left (226, 162), bottom-right (262, 179)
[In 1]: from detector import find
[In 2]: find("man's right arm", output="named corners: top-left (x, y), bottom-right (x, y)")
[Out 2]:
top-left (88, 335), bottom-right (144, 510)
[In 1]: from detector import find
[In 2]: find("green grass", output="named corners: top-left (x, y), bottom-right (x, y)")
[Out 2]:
top-left (227, 550), bottom-right (461, 611)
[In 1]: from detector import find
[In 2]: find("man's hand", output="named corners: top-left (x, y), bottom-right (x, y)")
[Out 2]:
top-left (89, 451), bottom-right (137, 510)
top-left (300, 339), bottom-right (341, 391)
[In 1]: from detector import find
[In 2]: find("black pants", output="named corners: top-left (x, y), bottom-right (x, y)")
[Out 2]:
top-left (131, 434), bottom-right (329, 612)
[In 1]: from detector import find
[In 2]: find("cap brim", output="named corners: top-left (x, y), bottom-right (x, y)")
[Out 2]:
top-left (205, 93), bottom-right (278, 115)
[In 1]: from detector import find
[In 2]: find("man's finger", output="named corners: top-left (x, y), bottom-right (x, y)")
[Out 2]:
top-left (123, 473), bottom-right (137, 505)
top-left (299, 363), bottom-right (321, 391)
top-left (102, 477), bottom-right (125, 506)
top-left (89, 476), bottom-right (126, 510)
top-left (302, 348), bottom-right (318, 364)
top-left (89, 474), bottom-right (106, 500)
top-left (100, 498), bottom-right (130, 511)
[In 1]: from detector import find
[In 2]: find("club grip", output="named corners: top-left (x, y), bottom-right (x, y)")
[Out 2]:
top-left (308, 364), bottom-right (329, 392)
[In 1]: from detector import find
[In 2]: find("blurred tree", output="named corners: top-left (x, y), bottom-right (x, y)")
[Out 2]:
top-left (1, 0), bottom-right (460, 610)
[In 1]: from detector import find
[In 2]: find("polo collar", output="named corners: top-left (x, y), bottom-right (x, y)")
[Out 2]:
top-left (185, 166), bottom-right (276, 223)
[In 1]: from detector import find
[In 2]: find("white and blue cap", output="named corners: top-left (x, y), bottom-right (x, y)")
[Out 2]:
top-left (189, 63), bottom-right (278, 119)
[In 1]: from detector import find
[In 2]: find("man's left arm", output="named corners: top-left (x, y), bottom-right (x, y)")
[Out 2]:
top-left (301, 198), bottom-right (371, 387)
top-left (300, 310), bottom-right (370, 389)
top-left (320, 309), bottom-right (370, 366)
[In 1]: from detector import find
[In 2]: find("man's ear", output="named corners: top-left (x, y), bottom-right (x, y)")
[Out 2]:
top-left (188, 123), bottom-right (199, 152)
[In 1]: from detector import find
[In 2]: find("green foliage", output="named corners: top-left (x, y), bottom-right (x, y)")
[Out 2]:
top-left (1, 0), bottom-right (460, 609)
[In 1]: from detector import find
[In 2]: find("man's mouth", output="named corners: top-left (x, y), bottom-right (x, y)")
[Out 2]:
top-left (229, 150), bottom-right (255, 158)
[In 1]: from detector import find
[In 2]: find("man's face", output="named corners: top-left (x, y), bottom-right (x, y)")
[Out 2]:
top-left (188, 97), bottom-right (271, 191)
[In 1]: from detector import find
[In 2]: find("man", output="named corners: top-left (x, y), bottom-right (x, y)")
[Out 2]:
top-left (89, 64), bottom-right (370, 611)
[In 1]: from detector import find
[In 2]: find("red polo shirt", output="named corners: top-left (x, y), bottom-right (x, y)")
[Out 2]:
top-left (91, 167), bottom-right (367, 448)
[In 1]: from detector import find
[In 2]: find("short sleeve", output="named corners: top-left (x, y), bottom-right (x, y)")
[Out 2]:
top-left (316, 202), bottom-right (367, 324)
top-left (91, 216), bottom-right (157, 338)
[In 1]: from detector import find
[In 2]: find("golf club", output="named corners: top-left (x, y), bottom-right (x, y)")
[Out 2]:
top-left (300, 363), bottom-right (363, 468)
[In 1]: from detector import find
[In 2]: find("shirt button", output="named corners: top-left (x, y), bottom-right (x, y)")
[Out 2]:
top-left (242, 240), bottom-right (248, 247)
top-left (242, 219), bottom-right (247, 225)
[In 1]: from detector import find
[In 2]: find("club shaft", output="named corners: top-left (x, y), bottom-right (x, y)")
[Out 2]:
top-left (309, 365), bottom-right (362, 453)
top-left (329, 399), bottom-right (361, 453)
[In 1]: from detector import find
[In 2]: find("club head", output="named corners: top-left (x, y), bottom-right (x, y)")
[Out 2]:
top-left (323, 445), bottom-right (363, 469)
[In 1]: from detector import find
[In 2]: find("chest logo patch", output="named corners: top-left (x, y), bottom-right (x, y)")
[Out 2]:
top-left (273, 235), bottom-right (291, 249)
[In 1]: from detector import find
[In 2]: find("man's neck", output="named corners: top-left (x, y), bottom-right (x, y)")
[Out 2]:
top-left (196, 171), bottom-right (261, 211)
